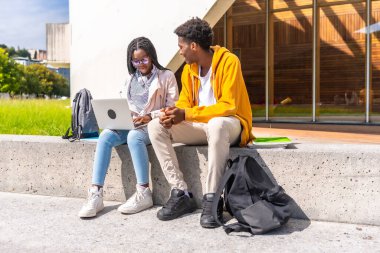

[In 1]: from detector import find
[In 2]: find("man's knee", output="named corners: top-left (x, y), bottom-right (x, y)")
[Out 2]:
top-left (207, 117), bottom-right (235, 145)
top-left (147, 118), bottom-right (166, 141)
top-left (207, 117), bottom-right (229, 136)
top-left (208, 117), bottom-right (227, 128)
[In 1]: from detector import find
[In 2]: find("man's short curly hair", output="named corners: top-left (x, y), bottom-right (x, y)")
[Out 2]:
top-left (174, 17), bottom-right (213, 50)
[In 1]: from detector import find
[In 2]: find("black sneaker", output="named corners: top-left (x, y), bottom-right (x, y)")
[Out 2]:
top-left (157, 188), bottom-right (197, 221)
top-left (200, 193), bottom-right (223, 228)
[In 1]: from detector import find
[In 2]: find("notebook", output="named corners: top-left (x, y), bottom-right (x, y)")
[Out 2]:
top-left (248, 137), bottom-right (292, 148)
top-left (91, 98), bottom-right (141, 130)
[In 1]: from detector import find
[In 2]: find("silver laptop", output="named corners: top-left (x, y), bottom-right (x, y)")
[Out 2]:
top-left (91, 98), bottom-right (136, 130)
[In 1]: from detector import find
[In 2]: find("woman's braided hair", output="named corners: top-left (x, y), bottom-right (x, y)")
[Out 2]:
top-left (126, 37), bottom-right (166, 75)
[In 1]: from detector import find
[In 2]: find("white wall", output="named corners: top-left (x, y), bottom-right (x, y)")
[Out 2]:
top-left (70, 0), bottom-right (234, 99)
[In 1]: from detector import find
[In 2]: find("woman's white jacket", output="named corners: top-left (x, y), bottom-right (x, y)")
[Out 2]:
top-left (123, 69), bottom-right (178, 119)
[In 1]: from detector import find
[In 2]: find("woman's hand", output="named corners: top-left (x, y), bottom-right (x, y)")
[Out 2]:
top-left (133, 114), bottom-right (152, 127)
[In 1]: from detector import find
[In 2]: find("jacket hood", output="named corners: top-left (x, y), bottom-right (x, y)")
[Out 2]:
top-left (187, 45), bottom-right (229, 78)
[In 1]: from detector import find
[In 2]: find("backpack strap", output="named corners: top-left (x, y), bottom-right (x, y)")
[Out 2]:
top-left (212, 156), bottom-right (262, 235)
top-left (68, 125), bottom-right (82, 142)
top-left (243, 156), bottom-right (276, 202)
top-left (223, 222), bottom-right (255, 234)
top-left (243, 158), bottom-right (261, 203)
top-left (211, 159), bottom-right (235, 228)
top-left (62, 127), bottom-right (71, 139)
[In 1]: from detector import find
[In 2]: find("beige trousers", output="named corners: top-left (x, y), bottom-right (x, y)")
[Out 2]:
top-left (148, 116), bottom-right (241, 193)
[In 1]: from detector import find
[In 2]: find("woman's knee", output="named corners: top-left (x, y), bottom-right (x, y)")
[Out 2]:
top-left (127, 130), bottom-right (147, 147)
top-left (98, 129), bottom-right (120, 147)
top-left (99, 129), bottom-right (115, 139)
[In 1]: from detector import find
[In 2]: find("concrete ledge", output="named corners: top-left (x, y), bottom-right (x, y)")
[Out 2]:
top-left (0, 134), bottom-right (379, 225)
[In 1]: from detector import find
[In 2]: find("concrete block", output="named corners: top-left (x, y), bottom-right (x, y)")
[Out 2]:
top-left (0, 135), bottom-right (379, 225)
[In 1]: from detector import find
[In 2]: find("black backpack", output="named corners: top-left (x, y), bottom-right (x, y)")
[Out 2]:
top-left (212, 155), bottom-right (292, 235)
top-left (62, 88), bottom-right (99, 141)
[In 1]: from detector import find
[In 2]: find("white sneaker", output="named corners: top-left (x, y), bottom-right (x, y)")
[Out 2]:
top-left (78, 187), bottom-right (105, 218)
top-left (117, 184), bottom-right (153, 214)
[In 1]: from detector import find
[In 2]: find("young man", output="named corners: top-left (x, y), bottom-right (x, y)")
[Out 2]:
top-left (148, 17), bottom-right (254, 228)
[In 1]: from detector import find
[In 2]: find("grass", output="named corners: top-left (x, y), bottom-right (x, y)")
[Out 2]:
top-left (0, 99), bottom-right (71, 136)
top-left (0, 100), bottom-right (378, 136)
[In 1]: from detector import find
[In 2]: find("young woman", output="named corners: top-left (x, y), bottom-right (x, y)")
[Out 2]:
top-left (78, 37), bottom-right (178, 218)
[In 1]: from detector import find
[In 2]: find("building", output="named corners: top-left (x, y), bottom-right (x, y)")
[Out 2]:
top-left (212, 0), bottom-right (380, 125)
top-left (70, 0), bottom-right (379, 125)
top-left (70, 0), bottom-right (234, 99)
top-left (46, 64), bottom-right (70, 81)
top-left (46, 23), bottom-right (71, 83)
top-left (28, 49), bottom-right (47, 61)
top-left (13, 57), bottom-right (40, 66)
top-left (46, 23), bottom-right (70, 64)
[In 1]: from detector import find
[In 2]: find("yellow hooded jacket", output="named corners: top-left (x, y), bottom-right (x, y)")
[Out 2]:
top-left (176, 45), bottom-right (254, 147)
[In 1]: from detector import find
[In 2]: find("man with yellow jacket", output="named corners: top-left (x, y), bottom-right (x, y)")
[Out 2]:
top-left (148, 17), bottom-right (254, 228)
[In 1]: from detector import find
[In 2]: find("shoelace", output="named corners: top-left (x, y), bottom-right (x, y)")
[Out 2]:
top-left (88, 192), bottom-right (97, 200)
top-left (127, 191), bottom-right (144, 205)
top-left (202, 198), bottom-right (222, 217)
top-left (202, 199), bottom-right (213, 215)
top-left (85, 192), bottom-right (101, 208)
top-left (163, 194), bottom-right (181, 209)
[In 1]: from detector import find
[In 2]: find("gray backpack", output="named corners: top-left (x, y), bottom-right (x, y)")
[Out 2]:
top-left (62, 88), bottom-right (99, 141)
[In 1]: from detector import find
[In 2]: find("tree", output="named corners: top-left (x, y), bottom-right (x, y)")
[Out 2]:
top-left (51, 71), bottom-right (69, 96)
top-left (25, 64), bottom-right (69, 96)
top-left (0, 48), bottom-right (22, 95)
top-left (20, 64), bottom-right (40, 95)
top-left (0, 45), bottom-right (31, 59)
top-left (0, 48), bottom-right (69, 97)
top-left (7, 47), bottom-right (16, 57)
top-left (17, 49), bottom-right (31, 59)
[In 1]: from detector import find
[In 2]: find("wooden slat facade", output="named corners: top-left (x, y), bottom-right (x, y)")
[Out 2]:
top-left (212, 0), bottom-right (380, 109)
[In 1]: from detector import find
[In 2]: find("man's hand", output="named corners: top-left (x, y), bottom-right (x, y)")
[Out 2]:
top-left (159, 107), bottom-right (185, 129)
top-left (133, 115), bottom-right (151, 127)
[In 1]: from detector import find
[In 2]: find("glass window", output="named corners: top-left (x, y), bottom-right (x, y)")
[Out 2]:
top-left (371, 0), bottom-right (380, 123)
top-left (274, 0), bottom-right (312, 10)
top-left (213, 16), bottom-right (225, 46)
top-left (318, 3), bottom-right (366, 123)
top-left (271, 8), bottom-right (313, 121)
top-left (232, 0), bottom-right (266, 120)
top-left (319, 0), bottom-right (364, 5)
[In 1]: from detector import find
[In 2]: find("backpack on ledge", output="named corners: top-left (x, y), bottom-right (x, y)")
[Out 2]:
top-left (212, 155), bottom-right (292, 235)
top-left (62, 88), bottom-right (99, 142)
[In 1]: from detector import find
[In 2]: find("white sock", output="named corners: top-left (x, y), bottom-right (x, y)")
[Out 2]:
top-left (91, 186), bottom-right (101, 192)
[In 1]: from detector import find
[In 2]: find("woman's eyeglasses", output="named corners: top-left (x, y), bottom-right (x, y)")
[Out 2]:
top-left (131, 57), bottom-right (149, 67)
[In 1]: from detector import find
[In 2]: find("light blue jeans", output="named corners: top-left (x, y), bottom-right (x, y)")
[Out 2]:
top-left (91, 128), bottom-right (151, 186)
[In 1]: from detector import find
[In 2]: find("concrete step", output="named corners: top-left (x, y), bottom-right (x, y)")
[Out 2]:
top-left (0, 135), bottom-right (379, 226)
top-left (0, 192), bottom-right (379, 253)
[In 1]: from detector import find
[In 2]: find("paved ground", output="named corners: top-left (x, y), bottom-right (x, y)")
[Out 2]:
top-left (0, 192), bottom-right (379, 253)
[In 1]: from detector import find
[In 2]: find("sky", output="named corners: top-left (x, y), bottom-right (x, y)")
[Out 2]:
top-left (0, 0), bottom-right (69, 50)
